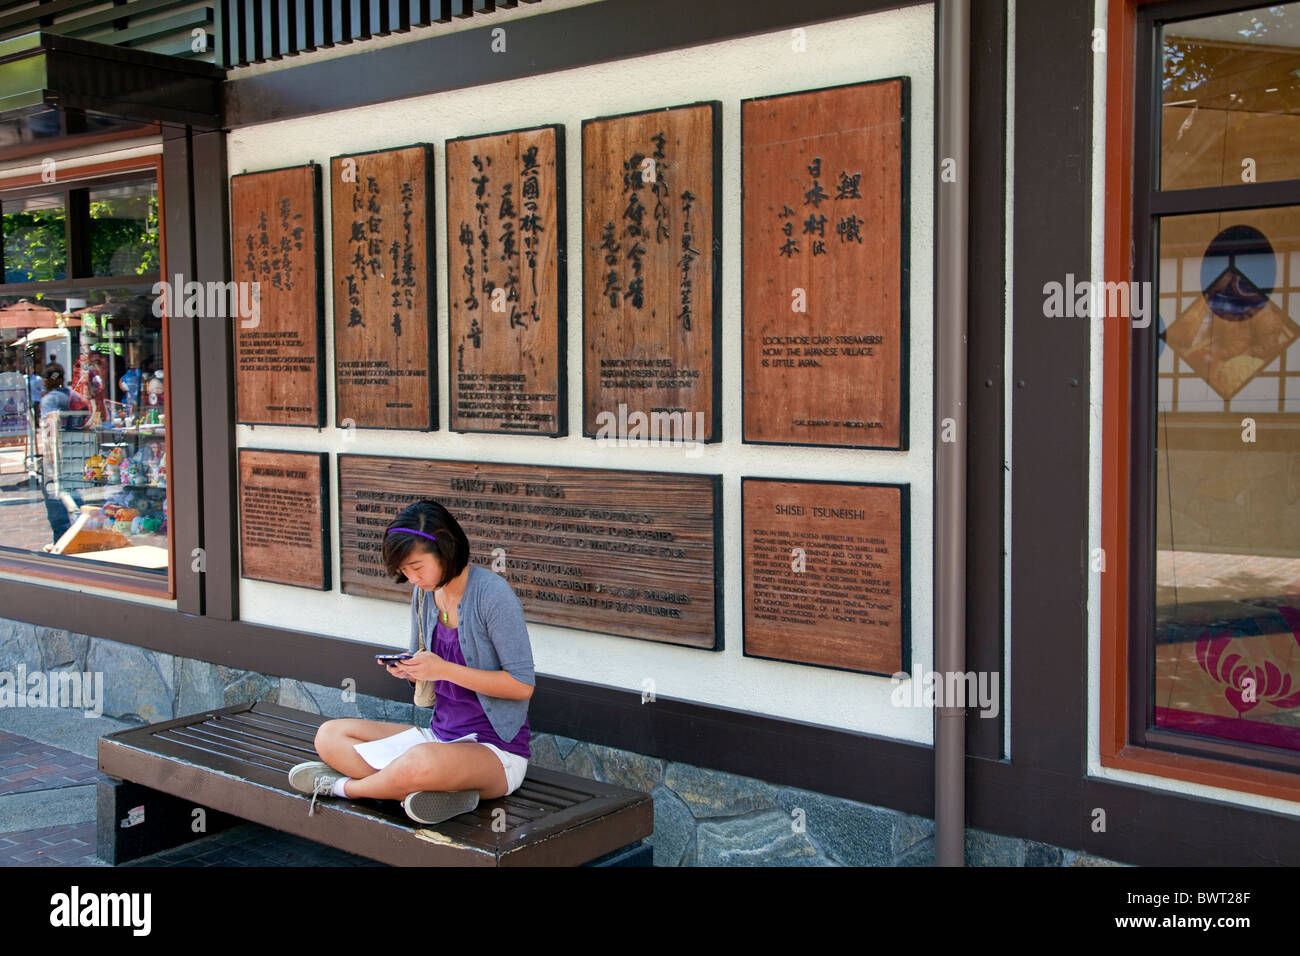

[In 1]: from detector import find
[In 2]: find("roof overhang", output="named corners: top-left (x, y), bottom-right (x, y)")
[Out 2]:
top-left (0, 32), bottom-right (222, 131)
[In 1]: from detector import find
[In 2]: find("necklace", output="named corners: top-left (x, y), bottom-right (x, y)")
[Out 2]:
top-left (435, 589), bottom-right (455, 625)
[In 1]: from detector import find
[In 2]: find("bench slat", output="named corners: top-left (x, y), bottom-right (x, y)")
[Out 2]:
top-left (220, 712), bottom-right (320, 743)
top-left (138, 731), bottom-right (321, 790)
top-left (157, 727), bottom-right (299, 775)
top-left (250, 700), bottom-right (335, 728)
top-left (209, 715), bottom-right (321, 755)
top-left (166, 722), bottom-right (314, 766)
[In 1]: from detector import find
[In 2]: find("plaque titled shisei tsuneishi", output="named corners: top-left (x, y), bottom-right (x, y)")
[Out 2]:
top-left (446, 125), bottom-right (565, 435)
top-left (239, 449), bottom-right (330, 590)
top-left (338, 455), bottom-right (721, 649)
top-left (330, 144), bottom-right (436, 431)
top-left (742, 477), bottom-right (908, 675)
top-left (231, 164), bottom-right (325, 426)
top-left (742, 78), bottom-right (908, 449)
top-left (582, 102), bottom-right (721, 442)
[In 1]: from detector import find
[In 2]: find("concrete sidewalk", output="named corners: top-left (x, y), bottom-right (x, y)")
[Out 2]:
top-left (0, 702), bottom-right (382, 866)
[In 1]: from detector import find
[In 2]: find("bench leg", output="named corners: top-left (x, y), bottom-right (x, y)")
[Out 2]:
top-left (96, 776), bottom-right (242, 865)
top-left (582, 839), bottom-right (653, 867)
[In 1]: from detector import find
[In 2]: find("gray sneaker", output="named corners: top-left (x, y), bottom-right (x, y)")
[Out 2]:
top-left (288, 760), bottom-right (346, 816)
top-left (402, 789), bottom-right (479, 825)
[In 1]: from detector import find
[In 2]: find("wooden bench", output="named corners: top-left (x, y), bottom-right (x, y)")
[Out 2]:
top-left (96, 701), bottom-right (653, 866)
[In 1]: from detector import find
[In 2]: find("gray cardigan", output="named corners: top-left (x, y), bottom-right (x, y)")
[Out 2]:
top-left (408, 564), bottom-right (535, 744)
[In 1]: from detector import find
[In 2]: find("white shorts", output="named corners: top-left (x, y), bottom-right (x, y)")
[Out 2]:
top-left (353, 726), bottom-right (529, 796)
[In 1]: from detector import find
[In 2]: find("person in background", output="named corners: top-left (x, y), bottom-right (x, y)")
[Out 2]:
top-left (27, 353), bottom-right (45, 413)
top-left (38, 362), bottom-right (86, 544)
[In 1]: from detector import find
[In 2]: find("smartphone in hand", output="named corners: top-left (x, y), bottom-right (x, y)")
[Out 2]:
top-left (375, 653), bottom-right (413, 666)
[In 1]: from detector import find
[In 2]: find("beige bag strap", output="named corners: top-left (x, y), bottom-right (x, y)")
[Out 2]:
top-left (411, 588), bottom-right (436, 709)
top-left (416, 587), bottom-right (427, 652)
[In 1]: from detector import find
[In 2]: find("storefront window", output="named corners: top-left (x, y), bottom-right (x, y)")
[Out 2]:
top-left (1149, 3), bottom-right (1300, 756)
top-left (0, 168), bottom-right (167, 575)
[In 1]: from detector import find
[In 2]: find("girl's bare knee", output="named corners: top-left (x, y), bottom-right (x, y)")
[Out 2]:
top-left (390, 745), bottom-right (445, 790)
top-left (314, 719), bottom-right (347, 757)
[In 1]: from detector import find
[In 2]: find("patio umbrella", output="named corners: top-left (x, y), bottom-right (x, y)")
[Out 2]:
top-left (0, 300), bottom-right (81, 329)
top-left (10, 327), bottom-right (71, 348)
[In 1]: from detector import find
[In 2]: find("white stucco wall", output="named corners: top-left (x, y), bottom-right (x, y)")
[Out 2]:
top-left (230, 3), bottom-right (938, 743)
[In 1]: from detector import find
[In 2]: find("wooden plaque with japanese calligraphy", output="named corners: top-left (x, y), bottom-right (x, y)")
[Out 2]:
top-left (231, 164), bottom-right (325, 426)
top-left (581, 102), bottom-right (721, 441)
top-left (330, 144), bottom-right (436, 431)
top-left (338, 455), bottom-right (721, 649)
top-left (238, 449), bottom-right (330, 590)
top-left (742, 78), bottom-right (908, 448)
top-left (446, 126), bottom-right (565, 435)
top-left (742, 478), bottom-right (908, 675)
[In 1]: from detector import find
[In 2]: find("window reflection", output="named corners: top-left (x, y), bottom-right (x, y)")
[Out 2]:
top-left (1154, 203), bottom-right (1300, 751)
top-left (1161, 3), bottom-right (1300, 190)
top-left (2, 194), bottom-right (67, 282)
top-left (0, 290), bottom-right (168, 572)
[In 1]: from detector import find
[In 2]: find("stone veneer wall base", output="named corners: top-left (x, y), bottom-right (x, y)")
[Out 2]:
top-left (0, 619), bottom-right (1124, 867)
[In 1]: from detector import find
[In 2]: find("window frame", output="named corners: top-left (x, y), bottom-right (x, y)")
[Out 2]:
top-left (1102, 0), bottom-right (1300, 798)
top-left (0, 153), bottom-right (174, 600)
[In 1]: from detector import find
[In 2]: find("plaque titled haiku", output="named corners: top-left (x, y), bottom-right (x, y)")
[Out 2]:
top-left (339, 455), bottom-right (721, 648)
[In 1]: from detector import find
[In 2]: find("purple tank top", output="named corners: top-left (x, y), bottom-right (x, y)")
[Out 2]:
top-left (429, 618), bottom-right (530, 758)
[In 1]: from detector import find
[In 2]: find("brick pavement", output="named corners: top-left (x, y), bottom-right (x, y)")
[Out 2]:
top-left (0, 822), bottom-right (103, 866)
top-left (0, 727), bottom-right (386, 866)
top-left (0, 728), bottom-right (100, 796)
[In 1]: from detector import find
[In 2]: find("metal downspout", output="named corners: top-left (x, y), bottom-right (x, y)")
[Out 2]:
top-left (934, 0), bottom-right (970, 867)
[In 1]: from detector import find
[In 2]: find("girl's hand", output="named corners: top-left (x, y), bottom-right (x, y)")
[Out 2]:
top-left (391, 650), bottom-right (445, 683)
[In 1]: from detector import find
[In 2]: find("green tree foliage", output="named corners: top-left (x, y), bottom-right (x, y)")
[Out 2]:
top-left (3, 190), bottom-right (157, 283)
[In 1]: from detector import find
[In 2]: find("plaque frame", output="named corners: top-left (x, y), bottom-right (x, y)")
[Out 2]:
top-left (230, 162), bottom-right (327, 428)
top-left (579, 99), bottom-right (723, 443)
top-left (237, 448), bottom-right (332, 591)
top-left (336, 452), bottom-right (725, 650)
top-left (328, 142), bottom-right (438, 432)
top-left (739, 76), bottom-right (911, 451)
top-left (443, 123), bottom-right (568, 437)
top-left (740, 475), bottom-right (910, 677)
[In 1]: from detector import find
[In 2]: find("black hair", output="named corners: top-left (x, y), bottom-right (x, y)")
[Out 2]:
top-left (43, 362), bottom-right (65, 389)
top-left (382, 499), bottom-right (470, 587)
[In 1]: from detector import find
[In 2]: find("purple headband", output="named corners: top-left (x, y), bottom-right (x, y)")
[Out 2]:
top-left (386, 528), bottom-right (437, 543)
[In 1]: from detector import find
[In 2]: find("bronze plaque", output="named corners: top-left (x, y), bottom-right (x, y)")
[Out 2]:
top-left (742, 478), bottom-right (908, 675)
top-left (447, 126), bottom-right (565, 435)
top-left (231, 164), bottom-right (325, 426)
top-left (581, 102), bottom-right (720, 441)
top-left (238, 449), bottom-right (330, 590)
top-left (338, 455), bottom-right (720, 649)
top-left (330, 145), bottom-right (436, 430)
top-left (742, 79), bottom-right (908, 448)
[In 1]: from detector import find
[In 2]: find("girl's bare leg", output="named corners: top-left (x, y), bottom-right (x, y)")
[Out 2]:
top-left (343, 742), bottom-right (508, 801)
top-left (313, 718), bottom-right (415, 779)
